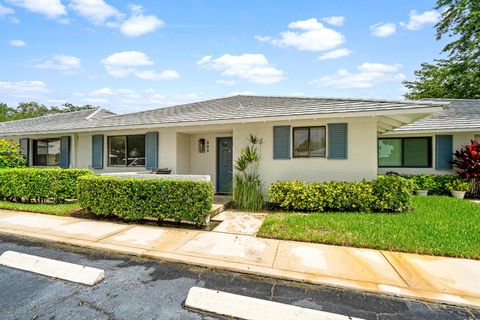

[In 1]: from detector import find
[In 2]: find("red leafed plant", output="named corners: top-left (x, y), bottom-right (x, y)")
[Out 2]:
top-left (453, 139), bottom-right (480, 197)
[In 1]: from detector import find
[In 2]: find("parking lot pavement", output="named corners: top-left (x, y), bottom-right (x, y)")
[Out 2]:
top-left (0, 234), bottom-right (479, 320)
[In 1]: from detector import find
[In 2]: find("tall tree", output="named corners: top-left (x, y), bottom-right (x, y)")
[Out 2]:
top-left (436, 0), bottom-right (480, 59)
top-left (0, 103), bottom-right (15, 122)
top-left (403, 0), bottom-right (480, 99)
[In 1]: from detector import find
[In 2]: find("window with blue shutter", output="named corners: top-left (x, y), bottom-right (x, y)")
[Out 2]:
top-left (328, 123), bottom-right (348, 159)
top-left (92, 135), bottom-right (104, 169)
top-left (19, 138), bottom-right (30, 166)
top-left (60, 136), bottom-right (71, 168)
top-left (435, 135), bottom-right (453, 170)
top-left (145, 132), bottom-right (158, 169)
top-left (273, 126), bottom-right (291, 159)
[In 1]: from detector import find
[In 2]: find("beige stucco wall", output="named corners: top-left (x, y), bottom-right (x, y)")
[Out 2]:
top-left (189, 132), bottom-right (233, 191)
top-left (233, 117), bottom-right (379, 188)
top-left (377, 131), bottom-right (480, 175)
top-left (3, 116), bottom-right (379, 189)
top-left (176, 133), bottom-right (191, 174)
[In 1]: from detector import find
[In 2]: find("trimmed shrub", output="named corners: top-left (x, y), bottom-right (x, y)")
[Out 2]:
top-left (0, 168), bottom-right (92, 203)
top-left (77, 176), bottom-right (214, 225)
top-left (268, 176), bottom-right (415, 213)
top-left (0, 139), bottom-right (26, 168)
top-left (399, 174), bottom-right (457, 195)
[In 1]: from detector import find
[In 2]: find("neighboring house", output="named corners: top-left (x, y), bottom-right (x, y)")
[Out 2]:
top-left (0, 95), bottom-right (455, 193)
top-left (378, 99), bottom-right (480, 175)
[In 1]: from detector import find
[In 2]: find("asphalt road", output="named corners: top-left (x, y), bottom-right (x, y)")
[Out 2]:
top-left (0, 234), bottom-right (478, 320)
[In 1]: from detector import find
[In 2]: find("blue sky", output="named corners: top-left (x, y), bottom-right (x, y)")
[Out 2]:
top-left (0, 0), bottom-right (445, 114)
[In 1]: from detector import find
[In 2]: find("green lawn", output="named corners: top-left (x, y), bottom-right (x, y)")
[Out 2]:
top-left (0, 201), bottom-right (79, 216)
top-left (258, 196), bottom-right (480, 259)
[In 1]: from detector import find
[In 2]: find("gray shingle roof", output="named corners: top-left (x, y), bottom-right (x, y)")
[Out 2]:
top-left (0, 95), bottom-right (443, 135)
top-left (391, 99), bottom-right (480, 133)
top-left (0, 108), bottom-right (116, 135)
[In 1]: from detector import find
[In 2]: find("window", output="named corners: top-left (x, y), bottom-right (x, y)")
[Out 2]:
top-left (33, 139), bottom-right (60, 166)
top-left (293, 127), bottom-right (326, 158)
top-left (378, 137), bottom-right (431, 168)
top-left (108, 135), bottom-right (145, 167)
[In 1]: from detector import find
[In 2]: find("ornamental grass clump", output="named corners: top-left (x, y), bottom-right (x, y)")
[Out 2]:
top-left (233, 134), bottom-right (265, 211)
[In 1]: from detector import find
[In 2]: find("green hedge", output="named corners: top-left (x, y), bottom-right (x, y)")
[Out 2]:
top-left (77, 176), bottom-right (214, 225)
top-left (0, 168), bottom-right (92, 203)
top-left (398, 174), bottom-right (457, 195)
top-left (268, 176), bottom-right (415, 213)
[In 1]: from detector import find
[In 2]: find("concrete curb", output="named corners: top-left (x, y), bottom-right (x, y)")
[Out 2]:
top-left (185, 286), bottom-right (364, 320)
top-left (0, 250), bottom-right (104, 285)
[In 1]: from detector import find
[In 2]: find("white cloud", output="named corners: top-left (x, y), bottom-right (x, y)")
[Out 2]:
top-left (6, 0), bottom-right (66, 18)
top-left (91, 87), bottom-right (136, 96)
top-left (82, 97), bottom-right (108, 104)
top-left (254, 35), bottom-right (272, 42)
top-left (101, 51), bottom-right (180, 80)
top-left (79, 87), bottom-right (204, 112)
top-left (216, 79), bottom-right (237, 87)
top-left (229, 91), bottom-right (255, 96)
top-left (135, 69), bottom-right (180, 80)
top-left (0, 80), bottom-right (49, 97)
top-left (400, 10), bottom-right (440, 31)
top-left (197, 53), bottom-right (285, 84)
top-left (120, 13), bottom-right (164, 37)
top-left (310, 62), bottom-right (405, 89)
top-left (322, 16), bottom-right (345, 26)
top-left (33, 54), bottom-right (82, 74)
top-left (318, 48), bottom-right (351, 61)
top-left (370, 23), bottom-right (396, 37)
top-left (257, 18), bottom-right (345, 52)
top-left (69, 0), bottom-right (122, 25)
top-left (0, 4), bottom-right (15, 17)
top-left (9, 39), bottom-right (26, 47)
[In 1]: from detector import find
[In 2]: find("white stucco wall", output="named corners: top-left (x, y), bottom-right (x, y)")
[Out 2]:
top-left (377, 131), bottom-right (480, 175)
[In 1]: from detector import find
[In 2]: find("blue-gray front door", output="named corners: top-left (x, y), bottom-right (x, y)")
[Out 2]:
top-left (216, 137), bottom-right (233, 193)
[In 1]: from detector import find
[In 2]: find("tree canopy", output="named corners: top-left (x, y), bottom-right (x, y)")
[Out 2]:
top-left (403, 0), bottom-right (480, 99)
top-left (0, 102), bottom-right (96, 122)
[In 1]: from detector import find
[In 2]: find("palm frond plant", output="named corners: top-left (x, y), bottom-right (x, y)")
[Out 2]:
top-left (233, 134), bottom-right (265, 211)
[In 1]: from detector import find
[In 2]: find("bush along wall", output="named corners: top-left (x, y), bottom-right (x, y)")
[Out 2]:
top-left (0, 168), bottom-right (92, 203)
top-left (77, 176), bottom-right (214, 225)
top-left (398, 174), bottom-right (457, 195)
top-left (268, 176), bottom-right (415, 213)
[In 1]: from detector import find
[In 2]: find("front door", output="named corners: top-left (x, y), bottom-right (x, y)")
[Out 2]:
top-left (216, 137), bottom-right (233, 193)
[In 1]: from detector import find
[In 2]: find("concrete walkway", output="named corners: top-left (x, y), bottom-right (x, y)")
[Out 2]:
top-left (0, 209), bottom-right (479, 310)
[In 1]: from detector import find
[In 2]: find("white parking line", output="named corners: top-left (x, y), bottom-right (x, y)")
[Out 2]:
top-left (185, 287), bottom-right (364, 320)
top-left (0, 251), bottom-right (104, 285)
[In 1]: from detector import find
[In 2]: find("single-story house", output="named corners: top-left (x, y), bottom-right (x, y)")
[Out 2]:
top-left (377, 99), bottom-right (480, 175)
top-left (0, 95), bottom-right (478, 193)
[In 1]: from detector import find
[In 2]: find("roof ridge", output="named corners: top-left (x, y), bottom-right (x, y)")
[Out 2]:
top-left (233, 94), bottom-right (444, 105)
top-left (102, 95), bottom-right (445, 119)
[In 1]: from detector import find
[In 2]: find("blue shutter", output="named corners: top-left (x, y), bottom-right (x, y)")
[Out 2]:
top-left (19, 138), bottom-right (30, 166)
top-left (92, 135), bottom-right (104, 169)
top-left (435, 135), bottom-right (453, 170)
top-left (328, 123), bottom-right (348, 159)
top-left (273, 126), bottom-right (291, 159)
top-left (60, 136), bottom-right (71, 168)
top-left (145, 132), bottom-right (158, 169)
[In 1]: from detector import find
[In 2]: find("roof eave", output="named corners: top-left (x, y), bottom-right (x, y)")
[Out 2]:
top-left (0, 106), bottom-right (443, 136)
top-left (381, 127), bottom-right (480, 136)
